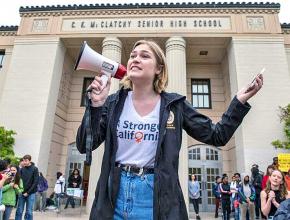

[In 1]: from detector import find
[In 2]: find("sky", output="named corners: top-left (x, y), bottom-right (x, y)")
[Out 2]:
top-left (0, 0), bottom-right (290, 26)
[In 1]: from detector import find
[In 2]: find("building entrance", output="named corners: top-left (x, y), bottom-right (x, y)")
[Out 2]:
top-left (188, 145), bottom-right (222, 212)
top-left (65, 142), bottom-right (90, 205)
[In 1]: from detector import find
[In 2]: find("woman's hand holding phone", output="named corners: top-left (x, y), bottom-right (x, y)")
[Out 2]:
top-left (236, 68), bottom-right (264, 104)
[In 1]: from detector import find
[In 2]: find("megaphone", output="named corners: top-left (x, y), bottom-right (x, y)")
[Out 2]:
top-left (74, 41), bottom-right (127, 92)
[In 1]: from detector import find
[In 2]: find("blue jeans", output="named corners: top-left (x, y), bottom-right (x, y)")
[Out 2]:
top-left (234, 206), bottom-right (240, 220)
top-left (15, 193), bottom-right (36, 220)
top-left (114, 170), bottom-right (154, 220)
top-left (3, 205), bottom-right (13, 220)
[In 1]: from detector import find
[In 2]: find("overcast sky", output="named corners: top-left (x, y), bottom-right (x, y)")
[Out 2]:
top-left (0, 0), bottom-right (289, 26)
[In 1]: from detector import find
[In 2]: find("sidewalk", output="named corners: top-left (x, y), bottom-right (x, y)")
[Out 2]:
top-left (31, 209), bottom-right (218, 220)
top-left (12, 209), bottom-right (219, 219)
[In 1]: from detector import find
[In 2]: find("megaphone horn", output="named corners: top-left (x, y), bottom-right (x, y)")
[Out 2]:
top-left (74, 41), bottom-right (127, 91)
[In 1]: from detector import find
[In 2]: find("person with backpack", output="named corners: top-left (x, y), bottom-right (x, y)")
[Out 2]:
top-left (15, 155), bottom-right (39, 220)
top-left (35, 172), bottom-right (48, 212)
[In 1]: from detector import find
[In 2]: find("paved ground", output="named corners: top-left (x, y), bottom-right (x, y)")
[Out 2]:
top-left (10, 208), bottom-right (219, 219)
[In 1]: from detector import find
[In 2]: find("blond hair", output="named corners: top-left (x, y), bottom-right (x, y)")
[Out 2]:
top-left (264, 169), bottom-right (288, 199)
top-left (121, 40), bottom-right (168, 93)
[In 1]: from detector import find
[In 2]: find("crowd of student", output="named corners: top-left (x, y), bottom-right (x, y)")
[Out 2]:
top-left (189, 157), bottom-right (290, 220)
top-left (0, 155), bottom-right (82, 220)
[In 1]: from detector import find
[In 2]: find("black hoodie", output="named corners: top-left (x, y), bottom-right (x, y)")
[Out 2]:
top-left (20, 163), bottom-right (39, 195)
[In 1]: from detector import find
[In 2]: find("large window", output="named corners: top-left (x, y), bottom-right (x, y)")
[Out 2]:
top-left (0, 51), bottom-right (4, 68)
top-left (81, 77), bottom-right (94, 107)
top-left (191, 79), bottom-right (211, 109)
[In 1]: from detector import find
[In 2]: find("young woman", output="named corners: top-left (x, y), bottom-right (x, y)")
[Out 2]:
top-left (188, 174), bottom-right (201, 219)
top-left (2, 165), bottom-right (24, 220)
top-left (262, 165), bottom-right (275, 190)
top-left (261, 170), bottom-right (290, 219)
top-left (64, 168), bottom-right (82, 209)
top-left (77, 40), bottom-right (263, 220)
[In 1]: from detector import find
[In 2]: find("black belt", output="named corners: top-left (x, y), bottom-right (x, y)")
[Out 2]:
top-left (116, 163), bottom-right (154, 176)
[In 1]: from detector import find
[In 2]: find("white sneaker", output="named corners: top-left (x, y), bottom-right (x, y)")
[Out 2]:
top-left (0, 204), bottom-right (5, 211)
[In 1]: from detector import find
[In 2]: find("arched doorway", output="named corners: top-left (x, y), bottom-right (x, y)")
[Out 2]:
top-left (188, 144), bottom-right (222, 211)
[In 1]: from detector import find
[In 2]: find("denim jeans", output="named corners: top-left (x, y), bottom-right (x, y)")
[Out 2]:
top-left (234, 206), bottom-right (240, 220)
top-left (3, 205), bottom-right (13, 220)
top-left (114, 170), bottom-right (154, 220)
top-left (15, 193), bottom-right (36, 220)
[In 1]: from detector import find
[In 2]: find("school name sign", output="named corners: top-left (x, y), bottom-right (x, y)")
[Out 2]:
top-left (62, 17), bottom-right (231, 32)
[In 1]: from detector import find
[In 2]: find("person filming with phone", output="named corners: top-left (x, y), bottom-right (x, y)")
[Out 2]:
top-left (77, 40), bottom-right (263, 220)
top-left (2, 165), bottom-right (24, 220)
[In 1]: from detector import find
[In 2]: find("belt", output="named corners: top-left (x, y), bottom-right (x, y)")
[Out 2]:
top-left (116, 163), bottom-right (154, 176)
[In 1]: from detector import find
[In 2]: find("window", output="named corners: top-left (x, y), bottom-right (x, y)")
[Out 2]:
top-left (188, 148), bottom-right (201, 160)
top-left (206, 148), bottom-right (219, 161)
top-left (0, 51), bottom-right (4, 68)
top-left (81, 77), bottom-right (94, 107)
top-left (191, 79), bottom-right (211, 109)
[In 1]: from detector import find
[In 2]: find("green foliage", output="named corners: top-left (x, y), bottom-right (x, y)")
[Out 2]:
top-left (0, 126), bottom-right (20, 164)
top-left (271, 104), bottom-right (290, 150)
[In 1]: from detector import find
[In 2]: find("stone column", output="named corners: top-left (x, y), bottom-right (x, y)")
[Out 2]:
top-left (87, 37), bottom-right (122, 213)
top-left (227, 36), bottom-right (290, 174)
top-left (165, 36), bottom-right (189, 209)
top-left (0, 37), bottom-right (66, 174)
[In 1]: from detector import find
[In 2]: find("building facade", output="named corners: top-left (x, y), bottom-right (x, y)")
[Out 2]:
top-left (0, 2), bottom-right (290, 212)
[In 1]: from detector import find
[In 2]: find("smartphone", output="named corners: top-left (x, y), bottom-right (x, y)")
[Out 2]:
top-left (245, 67), bottom-right (265, 92)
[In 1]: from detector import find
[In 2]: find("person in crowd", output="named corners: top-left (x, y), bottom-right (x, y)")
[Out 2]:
top-left (261, 170), bottom-right (290, 219)
top-left (212, 176), bottom-right (221, 218)
top-left (230, 175), bottom-right (237, 211)
top-left (232, 172), bottom-right (241, 220)
top-left (251, 164), bottom-right (263, 219)
top-left (34, 172), bottom-right (48, 212)
top-left (262, 165), bottom-right (275, 190)
top-left (76, 39), bottom-right (263, 219)
top-left (271, 157), bottom-right (279, 170)
top-left (2, 165), bottom-right (24, 220)
top-left (0, 160), bottom-right (10, 212)
top-left (285, 169), bottom-right (290, 191)
top-left (238, 174), bottom-right (256, 220)
top-left (188, 174), bottom-right (201, 220)
top-left (64, 168), bottom-right (82, 209)
top-left (18, 158), bottom-right (25, 171)
top-left (3, 158), bottom-right (11, 168)
top-left (220, 175), bottom-right (232, 220)
top-left (15, 154), bottom-right (39, 220)
top-left (54, 172), bottom-right (65, 212)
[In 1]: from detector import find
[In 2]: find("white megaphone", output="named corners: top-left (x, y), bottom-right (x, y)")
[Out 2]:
top-left (74, 41), bottom-right (127, 92)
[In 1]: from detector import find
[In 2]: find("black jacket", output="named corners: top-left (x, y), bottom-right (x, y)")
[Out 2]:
top-left (68, 175), bottom-right (82, 188)
top-left (20, 163), bottom-right (39, 195)
top-left (76, 88), bottom-right (250, 220)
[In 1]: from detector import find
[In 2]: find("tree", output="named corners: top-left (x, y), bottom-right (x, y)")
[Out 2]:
top-left (271, 104), bottom-right (290, 149)
top-left (0, 126), bottom-right (19, 164)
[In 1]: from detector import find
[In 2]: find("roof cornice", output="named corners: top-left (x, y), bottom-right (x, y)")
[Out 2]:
top-left (0, 26), bottom-right (18, 36)
top-left (19, 2), bottom-right (280, 13)
top-left (281, 23), bottom-right (290, 34)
